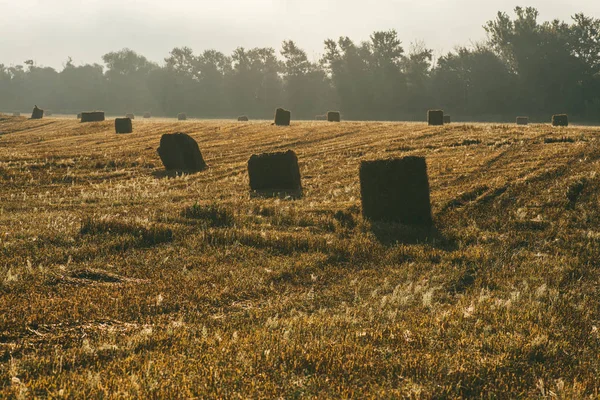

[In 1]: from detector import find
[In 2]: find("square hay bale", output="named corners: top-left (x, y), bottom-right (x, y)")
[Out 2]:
top-left (31, 105), bottom-right (44, 120)
top-left (327, 111), bottom-right (341, 122)
top-left (552, 114), bottom-right (568, 127)
top-left (177, 113), bottom-right (187, 121)
top-left (81, 111), bottom-right (105, 123)
top-left (157, 133), bottom-right (207, 172)
top-left (126, 113), bottom-right (135, 119)
top-left (115, 118), bottom-right (133, 134)
top-left (247, 150), bottom-right (301, 192)
top-left (359, 156), bottom-right (433, 225)
top-left (443, 115), bottom-right (451, 124)
top-left (274, 108), bottom-right (291, 126)
top-left (428, 110), bottom-right (444, 126)
top-left (238, 116), bottom-right (249, 122)
top-left (143, 112), bottom-right (152, 119)
top-left (516, 116), bottom-right (529, 125)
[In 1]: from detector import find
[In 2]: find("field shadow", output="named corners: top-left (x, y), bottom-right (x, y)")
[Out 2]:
top-left (152, 169), bottom-right (204, 179)
top-left (369, 221), bottom-right (457, 250)
top-left (250, 189), bottom-right (303, 200)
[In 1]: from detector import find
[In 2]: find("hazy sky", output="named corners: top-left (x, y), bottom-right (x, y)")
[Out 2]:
top-left (1, 0), bottom-right (599, 69)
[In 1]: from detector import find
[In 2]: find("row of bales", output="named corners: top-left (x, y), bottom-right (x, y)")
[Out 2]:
top-left (26, 105), bottom-right (571, 127)
top-left (69, 108), bottom-right (343, 133)
top-left (427, 110), bottom-right (571, 126)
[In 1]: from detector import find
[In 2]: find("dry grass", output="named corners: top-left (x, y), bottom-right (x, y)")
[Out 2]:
top-left (0, 117), bottom-right (599, 398)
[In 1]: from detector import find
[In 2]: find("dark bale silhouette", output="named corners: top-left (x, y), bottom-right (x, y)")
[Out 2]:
top-left (31, 105), bottom-right (44, 119)
top-left (144, 112), bottom-right (152, 119)
top-left (428, 110), bottom-right (444, 126)
top-left (360, 157), bottom-right (433, 225)
top-left (552, 114), bottom-right (568, 127)
top-left (274, 108), bottom-right (291, 126)
top-left (115, 118), bottom-right (133, 134)
top-left (177, 113), bottom-right (187, 121)
top-left (516, 116), bottom-right (529, 125)
top-left (157, 133), bottom-right (207, 172)
top-left (443, 115), bottom-right (451, 124)
top-left (238, 116), bottom-right (249, 122)
top-left (126, 113), bottom-right (135, 119)
top-left (327, 111), bottom-right (341, 122)
top-left (248, 150), bottom-right (301, 192)
top-left (81, 111), bottom-right (105, 123)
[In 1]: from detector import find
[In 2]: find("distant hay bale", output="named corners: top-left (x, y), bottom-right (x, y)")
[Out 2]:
top-left (274, 108), bottom-right (291, 126)
top-left (238, 116), bottom-right (249, 122)
top-left (115, 118), bottom-right (133, 134)
top-left (428, 110), bottom-right (444, 126)
top-left (516, 116), bottom-right (529, 125)
top-left (177, 113), bottom-right (187, 121)
top-left (126, 113), bottom-right (135, 119)
top-left (359, 156), bottom-right (432, 225)
top-left (327, 111), bottom-right (341, 122)
top-left (143, 112), bottom-right (152, 119)
top-left (315, 114), bottom-right (327, 120)
top-left (31, 105), bottom-right (44, 120)
top-left (552, 114), bottom-right (568, 127)
top-left (443, 115), bottom-right (451, 124)
top-left (157, 133), bottom-right (207, 172)
top-left (12, 112), bottom-right (20, 117)
top-left (247, 150), bottom-right (301, 193)
top-left (81, 111), bottom-right (105, 123)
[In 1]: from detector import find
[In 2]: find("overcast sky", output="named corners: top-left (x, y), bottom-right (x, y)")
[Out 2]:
top-left (1, 0), bottom-right (599, 69)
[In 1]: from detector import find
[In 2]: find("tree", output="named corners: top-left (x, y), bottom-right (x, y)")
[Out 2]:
top-left (433, 47), bottom-right (515, 117)
top-left (102, 48), bottom-right (159, 114)
top-left (281, 40), bottom-right (333, 118)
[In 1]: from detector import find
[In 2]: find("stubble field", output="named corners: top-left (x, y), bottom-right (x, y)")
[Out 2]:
top-left (0, 114), bottom-right (599, 398)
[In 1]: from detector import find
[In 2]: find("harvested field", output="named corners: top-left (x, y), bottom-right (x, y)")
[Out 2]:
top-left (0, 117), bottom-right (599, 397)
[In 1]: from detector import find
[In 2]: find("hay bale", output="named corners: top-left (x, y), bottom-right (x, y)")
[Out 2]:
top-left (157, 133), bottom-right (207, 172)
top-left (31, 105), bottom-right (44, 120)
top-left (315, 114), bottom-right (327, 120)
top-left (143, 112), bottom-right (151, 119)
top-left (427, 110), bottom-right (444, 126)
top-left (81, 111), bottom-right (105, 123)
top-left (443, 115), bottom-right (451, 124)
top-left (274, 108), bottom-right (291, 126)
top-left (12, 112), bottom-right (20, 117)
top-left (516, 116), bottom-right (529, 125)
top-left (552, 114), bottom-right (568, 127)
top-left (115, 118), bottom-right (133, 134)
top-left (126, 113), bottom-right (135, 119)
top-left (327, 111), bottom-right (341, 122)
top-left (359, 156), bottom-right (432, 225)
top-left (238, 116), bottom-right (249, 122)
top-left (177, 113), bottom-right (187, 121)
top-left (247, 150), bottom-right (301, 192)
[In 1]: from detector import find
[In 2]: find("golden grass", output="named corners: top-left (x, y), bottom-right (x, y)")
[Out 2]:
top-left (0, 116), bottom-right (599, 397)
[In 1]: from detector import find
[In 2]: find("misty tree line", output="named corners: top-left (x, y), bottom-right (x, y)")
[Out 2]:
top-left (1, 7), bottom-right (600, 122)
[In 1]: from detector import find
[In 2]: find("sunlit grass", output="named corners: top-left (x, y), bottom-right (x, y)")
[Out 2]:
top-left (0, 116), bottom-right (599, 397)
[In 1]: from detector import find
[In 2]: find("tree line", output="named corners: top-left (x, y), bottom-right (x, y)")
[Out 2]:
top-left (1, 7), bottom-right (599, 122)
